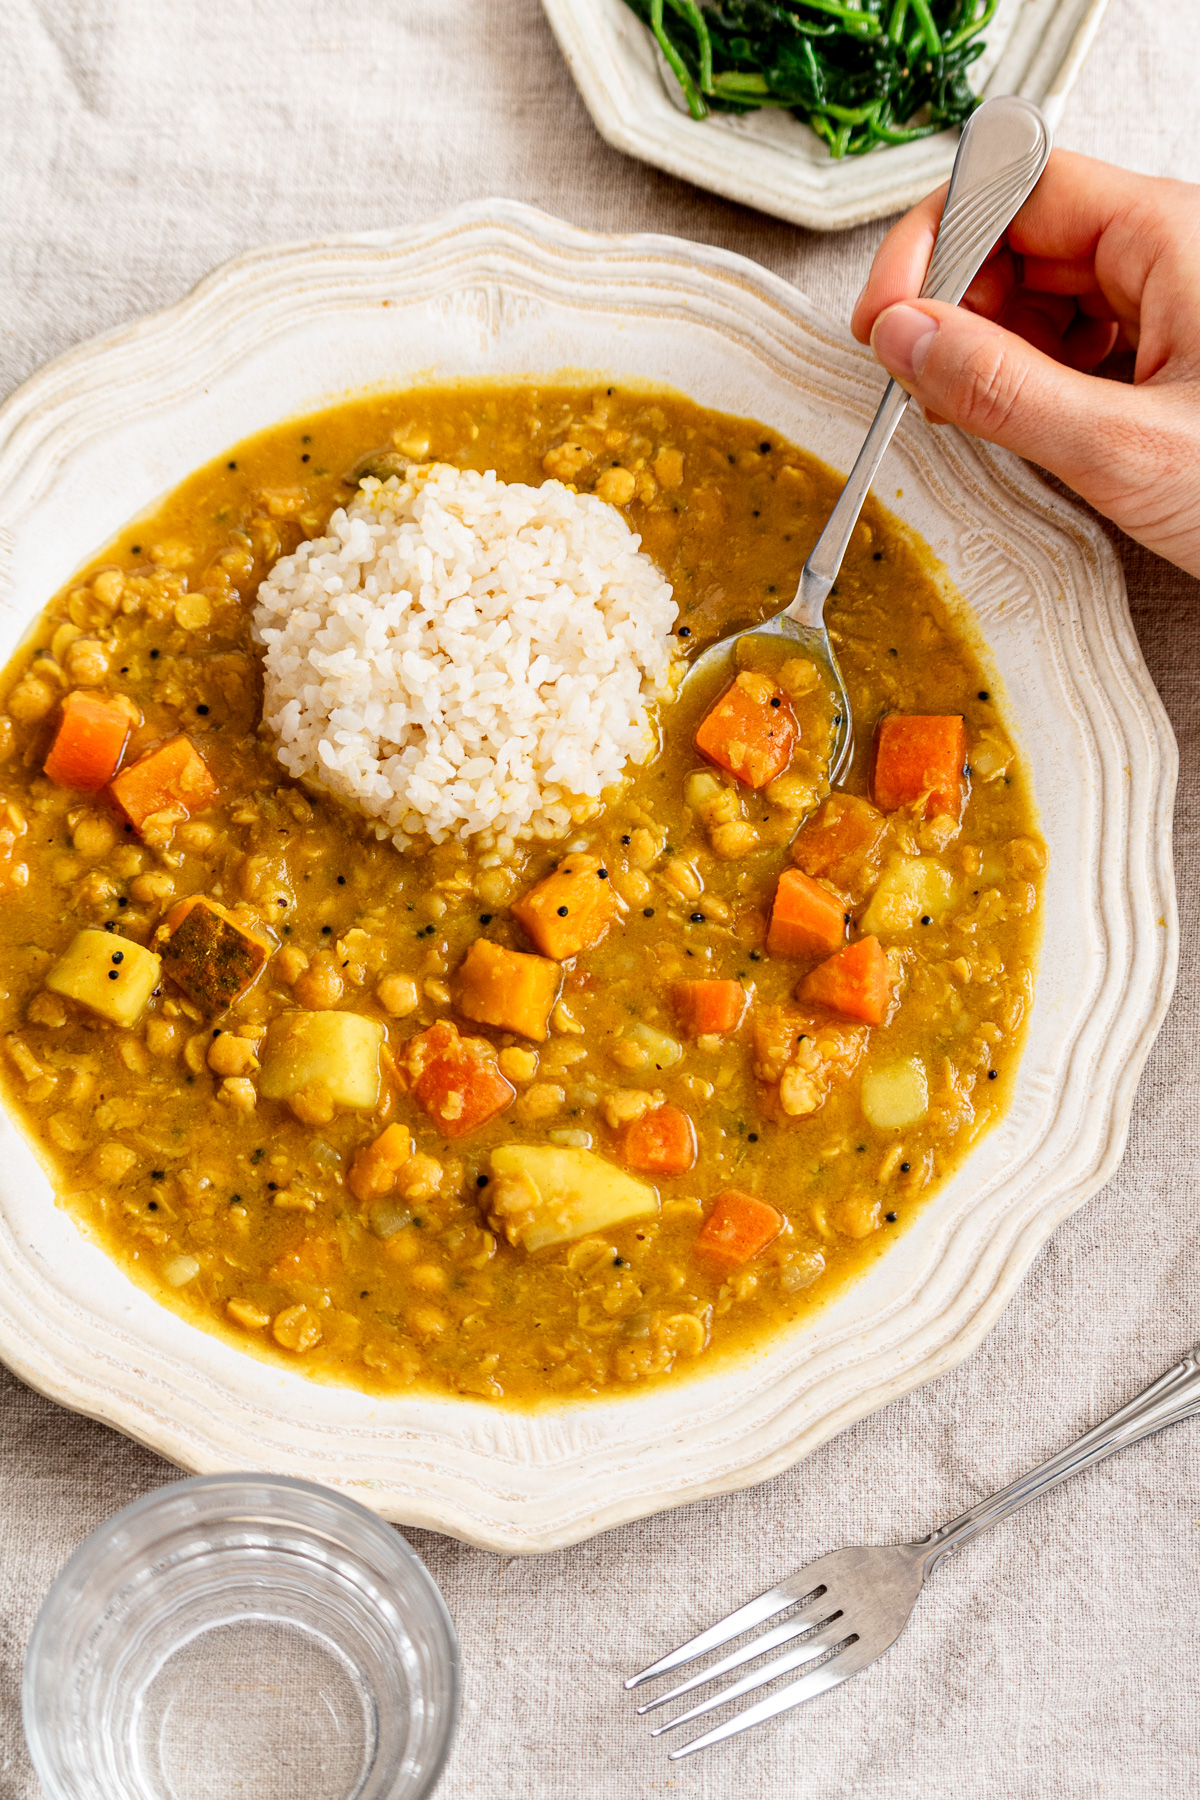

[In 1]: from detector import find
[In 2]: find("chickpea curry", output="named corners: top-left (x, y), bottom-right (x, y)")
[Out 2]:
top-left (0, 383), bottom-right (1043, 1404)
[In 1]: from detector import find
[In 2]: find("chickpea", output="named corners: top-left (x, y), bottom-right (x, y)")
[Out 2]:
top-left (498, 1046), bottom-right (538, 1083)
top-left (542, 441), bottom-right (592, 482)
top-left (595, 467), bottom-right (637, 505)
top-left (207, 1034), bottom-right (259, 1077)
top-left (130, 871), bottom-right (175, 904)
top-left (376, 973), bottom-right (419, 1016)
top-left (89, 1142), bottom-right (137, 1183)
top-left (293, 952), bottom-right (343, 1010)
top-left (395, 1153), bottom-right (443, 1202)
top-left (145, 1018), bottom-right (180, 1058)
top-left (217, 1077), bottom-right (257, 1113)
top-left (474, 866), bottom-right (516, 908)
top-left (227, 1299), bottom-right (270, 1332)
top-left (515, 1082), bottom-right (566, 1122)
top-left (64, 637), bottom-right (109, 685)
top-left (72, 815), bottom-right (117, 858)
top-left (7, 677), bottom-right (56, 723)
top-left (272, 1304), bottom-right (322, 1353)
top-left (652, 446), bottom-right (684, 488)
top-left (275, 945), bottom-right (309, 986)
top-left (176, 820), bottom-right (216, 852)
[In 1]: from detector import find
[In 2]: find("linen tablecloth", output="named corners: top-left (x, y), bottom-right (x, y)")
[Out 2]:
top-left (3, 4), bottom-right (1199, 1795)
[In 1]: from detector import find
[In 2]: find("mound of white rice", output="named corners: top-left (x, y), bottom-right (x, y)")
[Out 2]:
top-left (252, 464), bottom-right (678, 846)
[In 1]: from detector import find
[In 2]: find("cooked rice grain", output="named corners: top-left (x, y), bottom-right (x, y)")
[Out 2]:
top-left (253, 465), bottom-right (678, 845)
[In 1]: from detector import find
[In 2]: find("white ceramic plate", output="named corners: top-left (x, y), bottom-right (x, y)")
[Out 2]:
top-left (541, 0), bottom-right (1111, 230)
top-left (0, 200), bottom-right (1174, 1552)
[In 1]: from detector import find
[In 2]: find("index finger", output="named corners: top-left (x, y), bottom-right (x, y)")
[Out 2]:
top-left (850, 149), bottom-right (1144, 345)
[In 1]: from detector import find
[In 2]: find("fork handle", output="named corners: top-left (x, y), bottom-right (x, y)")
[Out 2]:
top-left (920, 1345), bottom-right (1200, 1568)
top-left (787, 94), bottom-right (1051, 626)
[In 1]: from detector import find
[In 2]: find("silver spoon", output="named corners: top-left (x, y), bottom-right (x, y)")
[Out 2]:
top-left (684, 94), bottom-right (1052, 788)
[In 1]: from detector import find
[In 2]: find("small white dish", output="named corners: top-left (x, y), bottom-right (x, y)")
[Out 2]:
top-left (541, 0), bottom-right (1111, 230)
top-left (0, 200), bottom-right (1175, 1552)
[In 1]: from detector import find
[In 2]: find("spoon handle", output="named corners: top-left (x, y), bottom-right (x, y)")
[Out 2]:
top-left (787, 94), bottom-right (1052, 629)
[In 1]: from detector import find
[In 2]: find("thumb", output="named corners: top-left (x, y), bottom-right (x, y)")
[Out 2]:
top-left (869, 300), bottom-right (1123, 488)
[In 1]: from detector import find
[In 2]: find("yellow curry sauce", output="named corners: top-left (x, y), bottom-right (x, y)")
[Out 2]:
top-left (0, 384), bottom-right (1043, 1403)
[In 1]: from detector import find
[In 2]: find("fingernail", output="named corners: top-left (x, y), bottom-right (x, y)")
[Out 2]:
top-left (871, 304), bottom-right (938, 385)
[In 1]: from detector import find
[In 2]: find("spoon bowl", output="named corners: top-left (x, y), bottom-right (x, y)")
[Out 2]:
top-left (679, 93), bottom-right (1051, 811)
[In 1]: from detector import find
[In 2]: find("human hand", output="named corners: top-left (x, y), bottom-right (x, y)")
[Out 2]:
top-left (851, 149), bottom-right (1200, 576)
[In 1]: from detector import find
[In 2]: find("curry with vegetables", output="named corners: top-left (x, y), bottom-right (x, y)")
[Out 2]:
top-left (0, 383), bottom-right (1043, 1403)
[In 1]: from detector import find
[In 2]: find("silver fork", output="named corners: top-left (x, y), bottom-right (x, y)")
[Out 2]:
top-left (626, 1342), bottom-right (1200, 1758)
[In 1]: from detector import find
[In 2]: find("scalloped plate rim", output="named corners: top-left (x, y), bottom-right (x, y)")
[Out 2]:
top-left (0, 198), bottom-right (1176, 1551)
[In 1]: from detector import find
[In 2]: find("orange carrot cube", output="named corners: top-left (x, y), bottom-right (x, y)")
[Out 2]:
top-left (619, 1103), bottom-right (697, 1176)
top-left (798, 936), bottom-right (892, 1026)
top-left (44, 690), bottom-right (132, 791)
top-left (268, 1235), bottom-right (339, 1284)
top-left (695, 669), bottom-right (797, 789)
top-left (765, 869), bottom-right (846, 960)
top-left (399, 1020), bottom-right (515, 1139)
top-left (697, 1189), bottom-right (784, 1266)
top-left (791, 793), bottom-right (888, 893)
top-left (110, 734), bottom-right (218, 834)
top-left (453, 938), bottom-right (562, 1041)
top-left (674, 979), bottom-right (748, 1037)
top-left (872, 714), bottom-right (966, 818)
top-left (511, 853), bottom-right (621, 960)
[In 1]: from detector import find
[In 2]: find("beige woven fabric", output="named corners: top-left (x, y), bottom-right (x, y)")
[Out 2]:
top-left (3, 3), bottom-right (1200, 1795)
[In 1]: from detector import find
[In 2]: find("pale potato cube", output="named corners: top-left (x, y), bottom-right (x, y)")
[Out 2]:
top-left (861, 1056), bottom-right (929, 1129)
top-left (258, 1011), bottom-right (384, 1113)
top-left (489, 1144), bottom-right (659, 1253)
top-left (859, 856), bottom-right (956, 939)
top-left (45, 930), bottom-right (161, 1027)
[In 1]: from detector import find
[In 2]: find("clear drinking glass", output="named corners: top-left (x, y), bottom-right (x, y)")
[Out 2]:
top-left (23, 1472), bottom-right (459, 1800)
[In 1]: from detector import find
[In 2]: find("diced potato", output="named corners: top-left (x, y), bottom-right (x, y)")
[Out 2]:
top-left (859, 855), bottom-right (955, 939)
top-left (45, 929), bottom-right (161, 1027)
top-left (620, 1022), bottom-right (683, 1070)
top-left (453, 938), bottom-right (562, 1041)
top-left (489, 1143), bottom-right (659, 1253)
top-left (258, 1010), bottom-right (384, 1113)
top-left (861, 1056), bottom-right (929, 1129)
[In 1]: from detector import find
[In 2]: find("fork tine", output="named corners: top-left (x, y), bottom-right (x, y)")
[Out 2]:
top-left (649, 1616), bottom-right (852, 1736)
top-left (635, 1592), bottom-right (840, 1714)
top-left (667, 1635), bottom-right (877, 1761)
top-left (624, 1581), bottom-right (814, 1690)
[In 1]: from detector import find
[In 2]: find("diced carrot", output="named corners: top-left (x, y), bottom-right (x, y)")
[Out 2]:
top-left (696, 1189), bottom-right (784, 1266)
top-left (347, 1123), bottom-right (414, 1203)
top-left (798, 936), bottom-right (892, 1026)
top-left (620, 1103), bottom-right (697, 1176)
top-left (399, 1020), bottom-right (515, 1139)
top-left (511, 853), bottom-right (621, 960)
top-left (695, 669), bottom-right (797, 789)
top-left (872, 714), bottom-right (966, 818)
top-left (674, 979), bottom-right (747, 1038)
top-left (44, 690), bottom-right (131, 791)
top-left (453, 938), bottom-right (562, 1041)
top-left (158, 895), bottom-right (272, 1017)
top-left (268, 1235), bottom-right (340, 1284)
top-left (110, 734), bottom-right (218, 834)
top-left (765, 869), bottom-right (846, 959)
top-left (791, 793), bottom-right (887, 891)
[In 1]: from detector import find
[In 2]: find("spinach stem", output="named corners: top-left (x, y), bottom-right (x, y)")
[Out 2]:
top-left (909, 0), bottom-right (943, 56)
top-left (649, 0), bottom-right (706, 118)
